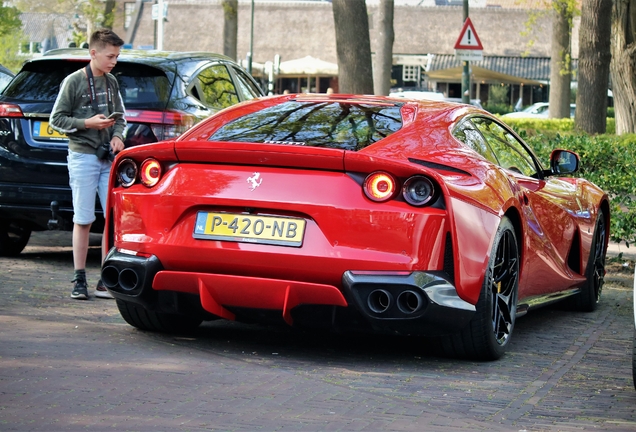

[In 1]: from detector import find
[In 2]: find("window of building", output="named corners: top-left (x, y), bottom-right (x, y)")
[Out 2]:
top-left (402, 65), bottom-right (420, 84)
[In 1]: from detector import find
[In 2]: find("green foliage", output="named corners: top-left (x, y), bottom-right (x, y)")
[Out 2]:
top-left (0, 4), bottom-right (22, 37)
top-left (521, 130), bottom-right (636, 247)
top-left (72, 0), bottom-right (116, 44)
top-left (0, 31), bottom-right (28, 72)
top-left (488, 84), bottom-right (509, 105)
top-left (484, 103), bottom-right (513, 116)
top-left (501, 117), bottom-right (616, 136)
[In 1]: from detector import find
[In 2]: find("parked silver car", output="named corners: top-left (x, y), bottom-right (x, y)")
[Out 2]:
top-left (501, 102), bottom-right (575, 119)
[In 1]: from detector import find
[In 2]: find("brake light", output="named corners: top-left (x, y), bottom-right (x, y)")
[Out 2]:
top-left (125, 109), bottom-right (195, 141)
top-left (139, 158), bottom-right (162, 187)
top-left (363, 172), bottom-right (397, 202)
top-left (0, 103), bottom-right (23, 117)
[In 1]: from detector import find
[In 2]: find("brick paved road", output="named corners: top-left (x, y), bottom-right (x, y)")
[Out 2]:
top-left (1, 232), bottom-right (635, 431)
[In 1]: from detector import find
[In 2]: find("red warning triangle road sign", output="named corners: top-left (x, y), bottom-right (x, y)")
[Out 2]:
top-left (453, 17), bottom-right (483, 50)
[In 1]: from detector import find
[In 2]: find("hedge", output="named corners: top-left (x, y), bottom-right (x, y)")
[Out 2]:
top-left (502, 117), bottom-right (635, 247)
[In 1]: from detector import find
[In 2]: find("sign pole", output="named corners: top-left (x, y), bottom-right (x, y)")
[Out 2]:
top-left (248, 0), bottom-right (254, 74)
top-left (462, 0), bottom-right (470, 104)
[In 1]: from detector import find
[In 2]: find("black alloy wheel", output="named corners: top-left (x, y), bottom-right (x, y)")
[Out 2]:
top-left (489, 223), bottom-right (519, 347)
top-left (588, 211), bottom-right (607, 305)
top-left (442, 217), bottom-right (519, 360)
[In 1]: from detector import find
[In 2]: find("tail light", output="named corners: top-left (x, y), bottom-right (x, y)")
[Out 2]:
top-left (0, 103), bottom-right (23, 117)
top-left (139, 158), bottom-right (162, 187)
top-left (363, 172), bottom-right (437, 207)
top-left (125, 109), bottom-right (196, 140)
top-left (116, 157), bottom-right (162, 188)
top-left (402, 176), bottom-right (435, 206)
top-left (116, 158), bottom-right (138, 187)
top-left (363, 172), bottom-right (397, 202)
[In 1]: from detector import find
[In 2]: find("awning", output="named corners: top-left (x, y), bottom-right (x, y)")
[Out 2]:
top-left (426, 65), bottom-right (542, 85)
top-left (278, 56), bottom-right (338, 76)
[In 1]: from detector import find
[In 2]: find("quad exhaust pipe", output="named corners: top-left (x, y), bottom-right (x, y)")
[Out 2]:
top-left (367, 289), bottom-right (423, 315)
top-left (367, 289), bottom-right (393, 313)
top-left (102, 266), bottom-right (141, 291)
top-left (397, 290), bottom-right (423, 313)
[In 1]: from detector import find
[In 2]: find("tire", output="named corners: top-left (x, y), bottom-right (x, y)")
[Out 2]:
top-left (633, 329), bottom-right (636, 391)
top-left (564, 209), bottom-right (607, 312)
top-left (116, 299), bottom-right (202, 333)
top-left (0, 221), bottom-right (31, 257)
top-left (442, 217), bottom-right (519, 361)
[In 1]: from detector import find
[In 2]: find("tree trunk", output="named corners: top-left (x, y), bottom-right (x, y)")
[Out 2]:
top-left (103, 0), bottom-right (116, 29)
top-left (222, 0), bottom-right (238, 61)
top-left (373, 0), bottom-right (394, 96)
top-left (332, 0), bottom-right (374, 94)
top-left (610, 0), bottom-right (636, 135)
top-left (575, 0), bottom-right (612, 134)
top-left (548, 0), bottom-right (572, 119)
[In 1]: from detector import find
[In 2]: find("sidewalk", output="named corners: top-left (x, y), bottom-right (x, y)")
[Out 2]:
top-left (607, 241), bottom-right (636, 260)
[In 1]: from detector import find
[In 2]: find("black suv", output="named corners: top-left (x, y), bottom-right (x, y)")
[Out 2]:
top-left (0, 49), bottom-right (263, 255)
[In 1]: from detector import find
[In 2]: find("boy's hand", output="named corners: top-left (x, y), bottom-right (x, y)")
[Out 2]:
top-left (110, 136), bottom-right (125, 154)
top-left (85, 114), bottom-right (115, 130)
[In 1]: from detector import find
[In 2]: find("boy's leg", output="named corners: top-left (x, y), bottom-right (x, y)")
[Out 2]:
top-left (68, 151), bottom-right (100, 300)
top-left (72, 223), bottom-right (92, 270)
top-left (70, 223), bottom-right (91, 300)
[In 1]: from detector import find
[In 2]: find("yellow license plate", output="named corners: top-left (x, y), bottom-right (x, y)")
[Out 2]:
top-left (193, 212), bottom-right (306, 247)
top-left (33, 121), bottom-right (66, 139)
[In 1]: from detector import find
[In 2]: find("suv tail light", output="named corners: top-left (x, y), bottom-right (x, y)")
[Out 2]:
top-left (0, 103), bottom-right (24, 117)
top-left (125, 109), bottom-right (195, 141)
top-left (152, 110), bottom-right (196, 140)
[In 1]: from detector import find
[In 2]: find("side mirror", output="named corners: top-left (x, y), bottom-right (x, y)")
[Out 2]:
top-left (549, 149), bottom-right (579, 175)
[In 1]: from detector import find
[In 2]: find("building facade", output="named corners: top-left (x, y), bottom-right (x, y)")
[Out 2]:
top-left (113, 1), bottom-right (582, 105)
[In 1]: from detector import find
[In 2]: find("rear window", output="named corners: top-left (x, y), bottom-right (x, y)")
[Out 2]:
top-left (3, 59), bottom-right (171, 109)
top-left (113, 63), bottom-right (171, 109)
top-left (3, 60), bottom-right (81, 101)
top-left (209, 100), bottom-right (403, 151)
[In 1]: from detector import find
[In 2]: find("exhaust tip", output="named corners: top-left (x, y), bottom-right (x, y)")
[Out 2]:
top-left (367, 289), bottom-right (393, 314)
top-left (397, 290), bottom-right (423, 314)
top-left (118, 268), bottom-right (140, 291)
top-left (102, 266), bottom-right (120, 289)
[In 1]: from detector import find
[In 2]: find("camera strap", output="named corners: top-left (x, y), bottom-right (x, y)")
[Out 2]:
top-left (84, 64), bottom-right (113, 114)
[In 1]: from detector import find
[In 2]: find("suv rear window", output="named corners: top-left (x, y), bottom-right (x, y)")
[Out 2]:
top-left (3, 60), bottom-right (80, 102)
top-left (3, 59), bottom-right (171, 109)
top-left (113, 62), bottom-right (171, 109)
top-left (209, 100), bottom-right (403, 151)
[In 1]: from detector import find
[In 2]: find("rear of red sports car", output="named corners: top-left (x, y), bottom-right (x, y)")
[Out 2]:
top-left (102, 94), bottom-right (608, 360)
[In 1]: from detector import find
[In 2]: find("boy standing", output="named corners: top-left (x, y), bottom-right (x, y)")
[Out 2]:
top-left (50, 29), bottom-right (127, 300)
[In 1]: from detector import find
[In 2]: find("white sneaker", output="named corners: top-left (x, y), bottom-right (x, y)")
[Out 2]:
top-left (95, 279), bottom-right (114, 299)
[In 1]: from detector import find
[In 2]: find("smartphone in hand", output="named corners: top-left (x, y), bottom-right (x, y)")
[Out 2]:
top-left (107, 112), bottom-right (124, 120)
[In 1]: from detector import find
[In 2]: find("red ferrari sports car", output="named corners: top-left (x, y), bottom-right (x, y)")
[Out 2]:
top-left (102, 94), bottom-right (609, 360)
